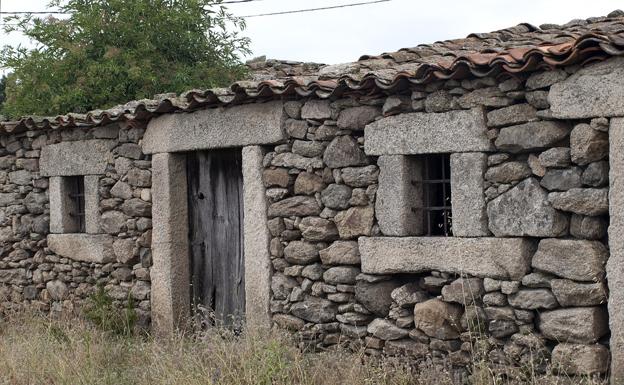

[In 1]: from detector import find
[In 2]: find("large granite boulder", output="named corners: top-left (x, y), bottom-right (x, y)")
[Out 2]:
top-left (487, 178), bottom-right (568, 237)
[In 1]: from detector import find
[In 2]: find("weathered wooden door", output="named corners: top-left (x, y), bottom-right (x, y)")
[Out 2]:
top-left (187, 149), bottom-right (245, 327)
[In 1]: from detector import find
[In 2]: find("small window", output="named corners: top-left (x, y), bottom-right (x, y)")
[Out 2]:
top-left (66, 176), bottom-right (86, 233)
top-left (422, 154), bottom-right (452, 236)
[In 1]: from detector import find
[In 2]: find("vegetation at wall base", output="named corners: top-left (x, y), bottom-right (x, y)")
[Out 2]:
top-left (0, 0), bottom-right (251, 118)
top-left (83, 284), bottom-right (137, 336)
top-left (0, 312), bottom-right (608, 385)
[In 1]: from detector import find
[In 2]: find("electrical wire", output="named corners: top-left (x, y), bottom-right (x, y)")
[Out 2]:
top-left (0, 0), bottom-right (391, 17)
top-left (239, 0), bottom-right (390, 17)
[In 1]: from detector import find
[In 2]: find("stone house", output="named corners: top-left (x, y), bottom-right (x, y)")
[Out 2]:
top-left (1, 10), bottom-right (624, 383)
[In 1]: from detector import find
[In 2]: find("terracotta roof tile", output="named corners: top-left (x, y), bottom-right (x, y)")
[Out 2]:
top-left (2, 11), bottom-right (624, 134)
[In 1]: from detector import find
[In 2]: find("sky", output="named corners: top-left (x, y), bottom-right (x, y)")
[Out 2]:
top-left (0, 0), bottom-right (623, 69)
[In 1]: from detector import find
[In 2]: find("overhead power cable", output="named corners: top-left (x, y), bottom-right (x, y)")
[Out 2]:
top-left (0, 0), bottom-right (391, 17)
top-left (239, 0), bottom-right (391, 18)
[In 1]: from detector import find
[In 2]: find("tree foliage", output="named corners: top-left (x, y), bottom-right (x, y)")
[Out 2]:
top-left (1, 0), bottom-right (251, 118)
top-left (0, 76), bottom-right (6, 114)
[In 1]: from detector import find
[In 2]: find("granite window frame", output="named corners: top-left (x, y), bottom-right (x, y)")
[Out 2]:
top-left (49, 175), bottom-right (101, 234)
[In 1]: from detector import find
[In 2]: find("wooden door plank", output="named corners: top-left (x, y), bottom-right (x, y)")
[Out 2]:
top-left (187, 149), bottom-right (245, 327)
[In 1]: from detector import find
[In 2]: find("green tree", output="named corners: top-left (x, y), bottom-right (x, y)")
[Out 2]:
top-left (1, 0), bottom-right (250, 118)
top-left (0, 75), bottom-right (6, 114)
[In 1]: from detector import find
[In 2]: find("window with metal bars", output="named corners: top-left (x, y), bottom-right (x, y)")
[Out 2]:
top-left (422, 154), bottom-right (452, 236)
top-left (67, 176), bottom-right (86, 233)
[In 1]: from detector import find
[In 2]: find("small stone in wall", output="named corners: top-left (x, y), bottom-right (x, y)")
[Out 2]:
top-left (111, 267), bottom-right (133, 281)
top-left (525, 90), bottom-right (550, 109)
top-left (301, 100), bottom-right (332, 120)
top-left (299, 217), bottom-right (338, 242)
top-left (384, 339), bottom-right (429, 358)
top-left (110, 181), bottom-right (133, 200)
top-left (521, 272), bottom-right (553, 288)
top-left (290, 295), bottom-right (337, 323)
top-left (263, 168), bottom-right (290, 188)
top-left (268, 196), bottom-right (321, 217)
top-left (115, 143), bottom-right (143, 160)
top-left (526, 69), bottom-right (568, 90)
top-left (548, 188), bottom-right (609, 216)
top-left (9, 170), bottom-right (32, 186)
top-left (424, 90), bottom-right (457, 112)
top-left (539, 307), bottom-right (608, 344)
top-left (100, 210), bottom-right (128, 234)
top-left (551, 343), bottom-right (609, 375)
top-left (341, 165), bottom-right (379, 187)
top-left (581, 161), bottom-right (609, 187)
top-left (488, 319), bottom-right (518, 339)
top-left (570, 123), bottom-right (608, 165)
top-left (320, 184), bottom-right (352, 209)
top-left (483, 292), bottom-right (507, 306)
top-left (271, 273), bottom-right (298, 300)
top-left (323, 266), bottom-right (360, 285)
top-left (414, 298), bottom-right (463, 340)
top-left (382, 95), bottom-right (410, 116)
top-left (266, 188), bottom-right (290, 202)
top-left (441, 278), bottom-right (484, 306)
top-left (486, 103), bottom-right (537, 127)
top-left (273, 313), bottom-right (305, 331)
top-left (527, 154), bottom-right (546, 177)
top-left (355, 280), bottom-right (401, 316)
top-left (391, 283), bottom-right (428, 308)
top-left (494, 121), bottom-right (569, 153)
top-left (337, 106), bottom-right (380, 130)
top-left (301, 264), bottom-right (324, 281)
top-left (319, 241), bottom-right (360, 265)
top-left (113, 238), bottom-right (136, 264)
top-left (45, 280), bottom-right (68, 301)
top-left (532, 239), bottom-right (608, 282)
top-left (291, 140), bottom-right (325, 158)
top-left (590, 117), bottom-right (609, 132)
top-left (126, 168), bottom-right (151, 187)
top-left (551, 279), bottom-right (607, 307)
top-left (569, 214), bottom-right (607, 240)
top-left (457, 87), bottom-right (512, 109)
top-left (538, 147), bottom-right (571, 168)
top-left (507, 289), bottom-right (558, 310)
top-left (367, 318), bottom-right (409, 340)
top-left (540, 167), bottom-right (582, 191)
top-left (271, 153), bottom-right (323, 170)
top-left (323, 136), bottom-right (367, 168)
top-left (500, 281), bottom-right (521, 295)
top-left (294, 172), bottom-right (324, 195)
top-left (483, 278), bottom-right (501, 292)
top-left (283, 101), bottom-right (303, 120)
top-left (283, 241), bottom-right (320, 265)
top-left (485, 161), bottom-right (532, 183)
top-left (334, 206), bottom-right (374, 239)
top-left (284, 119), bottom-right (308, 139)
top-left (120, 198), bottom-right (151, 217)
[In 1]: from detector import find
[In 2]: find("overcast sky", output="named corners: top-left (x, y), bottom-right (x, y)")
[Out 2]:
top-left (1, 0), bottom-right (623, 68)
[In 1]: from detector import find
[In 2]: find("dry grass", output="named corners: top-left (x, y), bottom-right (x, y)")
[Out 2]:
top-left (0, 313), bottom-right (607, 385)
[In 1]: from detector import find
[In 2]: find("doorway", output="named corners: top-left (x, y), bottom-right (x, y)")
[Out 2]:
top-left (186, 149), bottom-right (245, 327)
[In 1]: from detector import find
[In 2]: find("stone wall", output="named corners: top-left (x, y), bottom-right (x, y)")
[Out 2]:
top-left (264, 67), bottom-right (611, 378)
top-left (0, 61), bottom-right (617, 380)
top-left (0, 122), bottom-right (152, 327)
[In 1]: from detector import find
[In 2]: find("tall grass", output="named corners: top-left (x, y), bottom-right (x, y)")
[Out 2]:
top-left (0, 313), bottom-right (608, 385)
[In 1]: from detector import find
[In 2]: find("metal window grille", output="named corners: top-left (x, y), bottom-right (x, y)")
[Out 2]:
top-left (422, 154), bottom-right (452, 236)
top-left (67, 176), bottom-right (86, 233)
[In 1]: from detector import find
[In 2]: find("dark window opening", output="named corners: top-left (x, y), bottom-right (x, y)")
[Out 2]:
top-left (422, 154), bottom-right (452, 236)
top-left (67, 176), bottom-right (86, 233)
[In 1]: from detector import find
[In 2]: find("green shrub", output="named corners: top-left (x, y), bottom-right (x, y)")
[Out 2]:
top-left (83, 285), bottom-right (137, 336)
